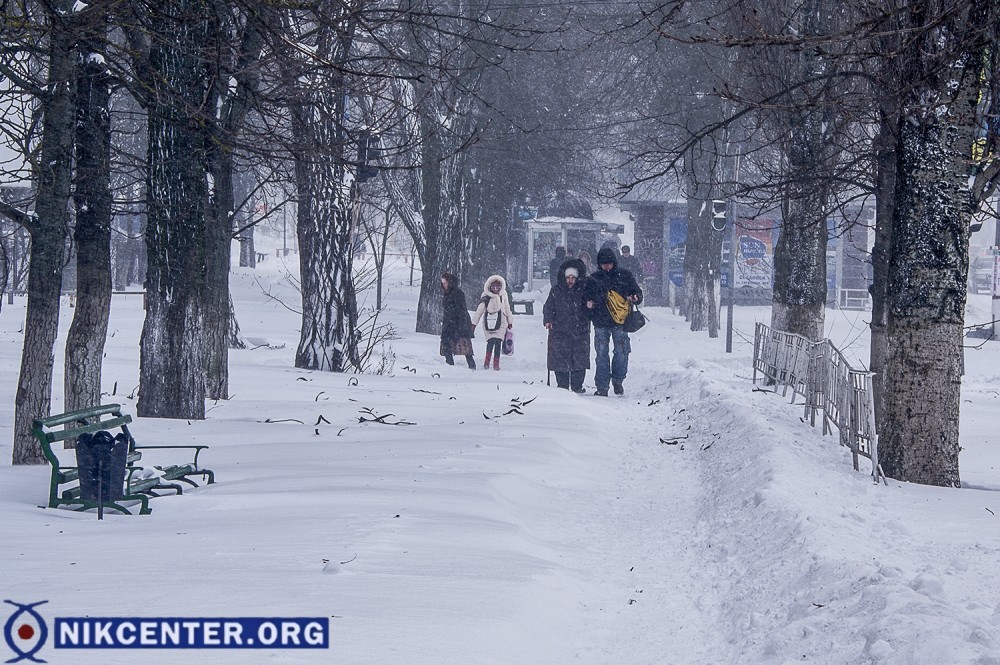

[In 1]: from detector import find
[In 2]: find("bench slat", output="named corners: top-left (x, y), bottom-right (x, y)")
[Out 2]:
top-left (40, 416), bottom-right (132, 443)
top-left (34, 404), bottom-right (127, 428)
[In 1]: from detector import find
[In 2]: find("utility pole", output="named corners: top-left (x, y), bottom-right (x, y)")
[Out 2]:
top-left (993, 204), bottom-right (1000, 338)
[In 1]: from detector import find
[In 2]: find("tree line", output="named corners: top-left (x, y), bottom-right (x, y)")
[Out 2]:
top-left (1, 0), bottom-right (998, 488)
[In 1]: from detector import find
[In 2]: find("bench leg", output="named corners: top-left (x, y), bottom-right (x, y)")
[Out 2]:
top-left (146, 482), bottom-right (185, 497)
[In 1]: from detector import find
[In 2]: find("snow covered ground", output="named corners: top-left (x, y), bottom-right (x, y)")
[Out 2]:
top-left (1, 251), bottom-right (1000, 665)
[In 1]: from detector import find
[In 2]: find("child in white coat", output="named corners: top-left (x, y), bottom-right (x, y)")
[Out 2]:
top-left (471, 274), bottom-right (514, 370)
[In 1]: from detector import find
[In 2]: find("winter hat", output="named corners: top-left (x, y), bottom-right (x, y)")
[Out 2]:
top-left (564, 267), bottom-right (579, 278)
top-left (596, 247), bottom-right (617, 266)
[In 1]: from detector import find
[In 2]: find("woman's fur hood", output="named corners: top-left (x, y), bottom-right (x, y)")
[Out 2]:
top-left (480, 274), bottom-right (508, 297)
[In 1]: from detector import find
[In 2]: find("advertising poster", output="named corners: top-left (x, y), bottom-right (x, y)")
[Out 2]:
top-left (633, 217), bottom-right (665, 304)
top-left (734, 218), bottom-right (776, 289)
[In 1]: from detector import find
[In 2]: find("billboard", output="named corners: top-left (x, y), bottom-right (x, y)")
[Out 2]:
top-left (734, 218), bottom-right (776, 289)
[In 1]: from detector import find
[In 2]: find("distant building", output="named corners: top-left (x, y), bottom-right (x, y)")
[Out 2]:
top-left (619, 179), bottom-right (874, 309)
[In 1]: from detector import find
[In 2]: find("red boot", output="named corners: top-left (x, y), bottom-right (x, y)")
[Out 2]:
top-left (493, 356), bottom-right (500, 371)
top-left (483, 354), bottom-right (491, 370)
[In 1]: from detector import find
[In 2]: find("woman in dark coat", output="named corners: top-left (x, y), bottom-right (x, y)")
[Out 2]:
top-left (542, 258), bottom-right (590, 392)
top-left (439, 272), bottom-right (476, 369)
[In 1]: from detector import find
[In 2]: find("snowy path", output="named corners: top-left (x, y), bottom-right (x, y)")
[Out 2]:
top-left (5, 274), bottom-right (1000, 665)
top-left (583, 391), bottom-right (729, 665)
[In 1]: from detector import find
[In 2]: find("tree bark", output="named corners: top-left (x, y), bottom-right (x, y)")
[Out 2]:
top-left (413, 109), bottom-right (469, 334)
top-left (683, 145), bottom-right (722, 336)
top-left (868, 117), bottom-right (897, 433)
top-left (204, 6), bottom-right (265, 396)
top-left (12, 2), bottom-right (75, 464)
top-left (881, 0), bottom-right (989, 486)
top-left (290, 96), bottom-right (361, 372)
top-left (65, 5), bottom-right (113, 417)
top-left (204, 146), bottom-right (233, 400)
top-left (769, 84), bottom-right (833, 338)
top-left (770, 200), bottom-right (828, 341)
top-left (136, 0), bottom-right (211, 420)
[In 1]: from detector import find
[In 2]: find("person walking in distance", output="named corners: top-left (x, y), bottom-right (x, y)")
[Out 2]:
top-left (471, 275), bottom-right (514, 370)
top-left (548, 246), bottom-right (566, 288)
top-left (439, 272), bottom-right (476, 369)
top-left (585, 247), bottom-right (642, 396)
top-left (543, 258), bottom-right (591, 393)
top-left (618, 245), bottom-right (643, 284)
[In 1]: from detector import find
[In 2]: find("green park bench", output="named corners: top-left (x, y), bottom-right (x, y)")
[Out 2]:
top-left (32, 404), bottom-right (215, 515)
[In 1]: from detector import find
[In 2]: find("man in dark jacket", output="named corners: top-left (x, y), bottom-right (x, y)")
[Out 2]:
top-left (543, 258), bottom-right (591, 393)
top-left (585, 247), bottom-right (642, 396)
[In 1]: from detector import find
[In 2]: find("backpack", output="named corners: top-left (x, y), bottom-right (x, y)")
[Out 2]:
top-left (606, 290), bottom-right (630, 325)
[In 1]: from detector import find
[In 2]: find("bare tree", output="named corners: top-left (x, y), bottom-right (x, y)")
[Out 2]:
top-left (203, 2), bottom-right (268, 398)
top-left (1, 0), bottom-right (77, 464)
top-left (64, 0), bottom-right (114, 417)
top-left (131, 0), bottom-right (215, 419)
top-left (272, 2), bottom-right (369, 372)
top-left (880, 0), bottom-right (1000, 486)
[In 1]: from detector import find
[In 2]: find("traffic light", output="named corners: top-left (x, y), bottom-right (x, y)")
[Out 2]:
top-left (711, 199), bottom-right (727, 232)
top-left (356, 131), bottom-right (380, 183)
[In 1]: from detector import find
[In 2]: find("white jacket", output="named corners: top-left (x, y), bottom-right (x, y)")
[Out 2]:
top-left (471, 275), bottom-right (513, 340)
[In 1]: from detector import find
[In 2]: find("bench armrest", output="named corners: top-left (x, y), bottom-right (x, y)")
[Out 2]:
top-left (133, 445), bottom-right (209, 467)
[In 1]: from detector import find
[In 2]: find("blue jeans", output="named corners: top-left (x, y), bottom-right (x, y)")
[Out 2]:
top-left (593, 326), bottom-right (630, 390)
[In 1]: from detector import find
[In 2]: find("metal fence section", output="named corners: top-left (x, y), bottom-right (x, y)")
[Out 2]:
top-left (752, 324), bottom-right (815, 403)
top-left (753, 323), bottom-right (885, 484)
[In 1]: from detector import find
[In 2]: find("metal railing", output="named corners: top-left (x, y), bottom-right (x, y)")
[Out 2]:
top-left (753, 322), bottom-right (885, 484)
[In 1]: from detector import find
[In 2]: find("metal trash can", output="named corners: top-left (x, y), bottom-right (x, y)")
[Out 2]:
top-left (76, 430), bottom-right (128, 505)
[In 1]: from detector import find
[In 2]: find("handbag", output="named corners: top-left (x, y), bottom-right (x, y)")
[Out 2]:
top-left (502, 327), bottom-right (514, 356)
top-left (606, 290), bottom-right (630, 324)
top-left (623, 307), bottom-right (646, 333)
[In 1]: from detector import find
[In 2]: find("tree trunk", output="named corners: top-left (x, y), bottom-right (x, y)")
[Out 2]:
top-left (291, 98), bottom-right (361, 372)
top-left (65, 9), bottom-right (113, 416)
top-left (770, 112), bottom-right (831, 342)
top-left (413, 110), bottom-right (470, 334)
top-left (238, 226), bottom-right (256, 268)
top-left (881, 0), bottom-right (988, 486)
top-left (12, 3), bottom-right (75, 465)
top-left (765, 0), bottom-right (837, 343)
top-left (882, 122), bottom-right (971, 486)
top-left (228, 294), bottom-right (247, 349)
top-left (684, 146), bottom-right (722, 336)
top-left (770, 208), bottom-right (827, 341)
top-left (136, 0), bottom-right (211, 420)
top-left (204, 8), bottom-right (265, 393)
top-left (113, 214), bottom-right (144, 290)
top-left (203, 148), bottom-right (232, 400)
top-left (868, 117), bottom-right (897, 433)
